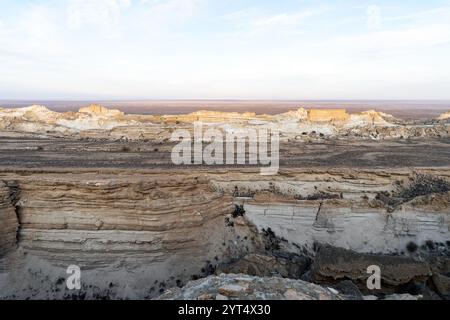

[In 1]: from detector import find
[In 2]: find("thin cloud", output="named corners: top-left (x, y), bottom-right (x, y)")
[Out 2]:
top-left (384, 6), bottom-right (450, 22)
top-left (66, 0), bottom-right (132, 30)
top-left (0, 1), bottom-right (450, 99)
top-left (331, 24), bottom-right (450, 55)
top-left (225, 7), bottom-right (327, 39)
top-left (366, 5), bottom-right (382, 31)
top-left (252, 10), bottom-right (318, 28)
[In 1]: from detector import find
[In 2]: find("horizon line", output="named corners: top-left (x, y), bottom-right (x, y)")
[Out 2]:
top-left (2, 99), bottom-right (450, 103)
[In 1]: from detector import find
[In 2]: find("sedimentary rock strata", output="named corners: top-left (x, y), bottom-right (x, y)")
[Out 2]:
top-left (0, 164), bottom-right (448, 299)
top-left (0, 171), bottom-right (258, 295)
top-left (0, 182), bottom-right (18, 258)
top-left (307, 109), bottom-right (349, 122)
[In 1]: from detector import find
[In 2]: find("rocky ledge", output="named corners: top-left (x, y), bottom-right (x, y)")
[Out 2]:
top-left (157, 273), bottom-right (425, 301)
top-left (156, 273), bottom-right (344, 300)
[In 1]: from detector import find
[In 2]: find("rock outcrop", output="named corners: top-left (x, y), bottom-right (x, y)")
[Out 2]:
top-left (1, 104), bottom-right (449, 141)
top-left (0, 166), bottom-right (448, 299)
top-left (0, 170), bottom-right (266, 299)
top-left (438, 111), bottom-right (450, 120)
top-left (0, 182), bottom-right (18, 258)
top-left (227, 169), bottom-right (450, 254)
top-left (311, 245), bottom-right (431, 292)
top-left (12, 173), bottom-right (246, 271)
top-left (79, 104), bottom-right (125, 117)
top-left (157, 273), bottom-right (344, 300)
top-left (307, 109), bottom-right (349, 122)
top-left (432, 273), bottom-right (450, 299)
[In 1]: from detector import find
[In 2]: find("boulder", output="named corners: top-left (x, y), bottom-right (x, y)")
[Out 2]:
top-left (311, 245), bottom-right (431, 293)
top-left (156, 274), bottom-right (344, 300)
top-left (332, 280), bottom-right (364, 300)
top-left (431, 274), bottom-right (450, 299)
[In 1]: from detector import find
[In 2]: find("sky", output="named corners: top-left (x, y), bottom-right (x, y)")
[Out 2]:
top-left (1, 0), bottom-right (450, 100)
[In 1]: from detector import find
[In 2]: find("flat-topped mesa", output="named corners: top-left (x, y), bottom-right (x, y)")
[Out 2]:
top-left (307, 109), bottom-right (350, 122)
top-left (78, 104), bottom-right (124, 117)
top-left (164, 110), bottom-right (259, 123)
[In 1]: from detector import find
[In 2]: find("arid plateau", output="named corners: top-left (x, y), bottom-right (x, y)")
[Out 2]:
top-left (1, 104), bottom-right (450, 300)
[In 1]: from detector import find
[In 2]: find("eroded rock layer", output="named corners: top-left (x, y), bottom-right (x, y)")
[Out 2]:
top-left (0, 182), bottom-right (18, 257)
top-left (0, 171), bottom-right (448, 257)
top-left (12, 172), bottom-right (267, 277)
top-left (0, 165), bottom-right (449, 299)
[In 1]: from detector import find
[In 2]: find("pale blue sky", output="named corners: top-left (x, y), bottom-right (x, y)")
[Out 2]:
top-left (1, 0), bottom-right (450, 99)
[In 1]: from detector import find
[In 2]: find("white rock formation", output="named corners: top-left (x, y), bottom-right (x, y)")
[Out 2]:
top-left (1, 104), bottom-right (446, 141)
top-left (438, 111), bottom-right (450, 120)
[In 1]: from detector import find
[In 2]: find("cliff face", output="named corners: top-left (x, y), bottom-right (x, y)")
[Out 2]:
top-left (214, 168), bottom-right (450, 254)
top-left (0, 170), bottom-right (264, 298)
top-left (2, 168), bottom-right (450, 261)
top-left (8, 173), bottom-right (255, 270)
top-left (307, 109), bottom-right (350, 122)
top-left (79, 104), bottom-right (125, 117)
top-left (0, 167), bottom-right (449, 299)
top-left (244, 198), bottom-right (450, 254)
top-left (0, 182), bottom-right (18, 258)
